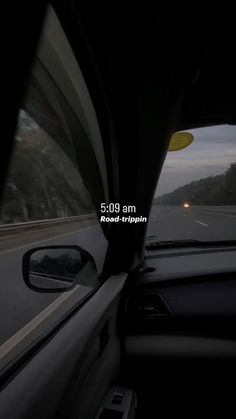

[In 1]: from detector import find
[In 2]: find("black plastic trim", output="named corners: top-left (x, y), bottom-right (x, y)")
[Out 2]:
top-left (0, 286), bottom-right (98, 390)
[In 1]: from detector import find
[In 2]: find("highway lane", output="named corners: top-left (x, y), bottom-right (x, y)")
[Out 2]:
top-left (147, 205), bottom-right (236, 241)
top-left (0, 220), bottom-right (107, 346)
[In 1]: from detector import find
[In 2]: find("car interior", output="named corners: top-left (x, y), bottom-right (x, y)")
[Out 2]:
top-left (1, 2), bottom-right (236, 419)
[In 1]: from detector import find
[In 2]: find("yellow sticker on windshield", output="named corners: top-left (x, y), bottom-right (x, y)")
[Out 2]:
top-left (168, 132), bottom-right (193, 152)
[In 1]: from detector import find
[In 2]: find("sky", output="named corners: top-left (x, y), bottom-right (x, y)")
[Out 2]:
top-left (155, 125), bottom-right (236, 197)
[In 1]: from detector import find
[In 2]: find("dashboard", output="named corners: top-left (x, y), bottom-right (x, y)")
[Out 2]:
top-left (123, 245), bottom-right (236, 338)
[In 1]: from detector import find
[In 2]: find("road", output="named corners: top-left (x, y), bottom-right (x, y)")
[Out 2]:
top-left (147, 205), bottom-right (236, 241)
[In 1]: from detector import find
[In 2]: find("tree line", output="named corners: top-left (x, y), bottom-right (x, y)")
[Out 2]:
top-left (155, 162), bottom-right (236, 205)
top-left (0, 111), bottom-right (94, 224)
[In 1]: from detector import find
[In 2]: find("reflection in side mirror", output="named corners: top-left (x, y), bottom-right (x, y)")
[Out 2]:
top-left (22, 245), bottom-right (95, 292)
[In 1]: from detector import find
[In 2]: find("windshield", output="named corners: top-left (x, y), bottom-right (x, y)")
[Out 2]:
top-left (148, 125), bottom-right (236, 242)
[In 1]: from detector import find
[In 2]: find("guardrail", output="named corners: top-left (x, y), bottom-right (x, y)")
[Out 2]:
top-left (0, 214), bottom-right (97, 233)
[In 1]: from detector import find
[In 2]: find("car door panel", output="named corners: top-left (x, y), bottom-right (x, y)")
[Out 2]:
top-left (0, 273), bottom-right (127, 419)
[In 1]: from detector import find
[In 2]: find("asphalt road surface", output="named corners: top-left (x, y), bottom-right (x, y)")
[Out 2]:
top-left (147, 205), bottom-right (236, 241)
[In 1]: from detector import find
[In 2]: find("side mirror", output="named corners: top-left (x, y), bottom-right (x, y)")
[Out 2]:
top-left (22, 245), bottom-right (97, 292)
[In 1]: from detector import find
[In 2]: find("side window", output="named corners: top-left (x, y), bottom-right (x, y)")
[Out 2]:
top-left (0, 6), bottom-right (107, 376)
top-left (0, 60), bottom-right (94, 223)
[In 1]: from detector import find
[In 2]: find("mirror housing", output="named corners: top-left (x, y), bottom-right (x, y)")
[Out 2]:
top-left (22, 245), bottom-right (97, 292)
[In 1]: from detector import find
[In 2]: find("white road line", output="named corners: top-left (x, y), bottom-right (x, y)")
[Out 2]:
top-left (0, 224), bottom-right (99, 256)
top-left (195, 219), bottom-right (208, 227)
top-left (0, 285), bottom-right (81, 360)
